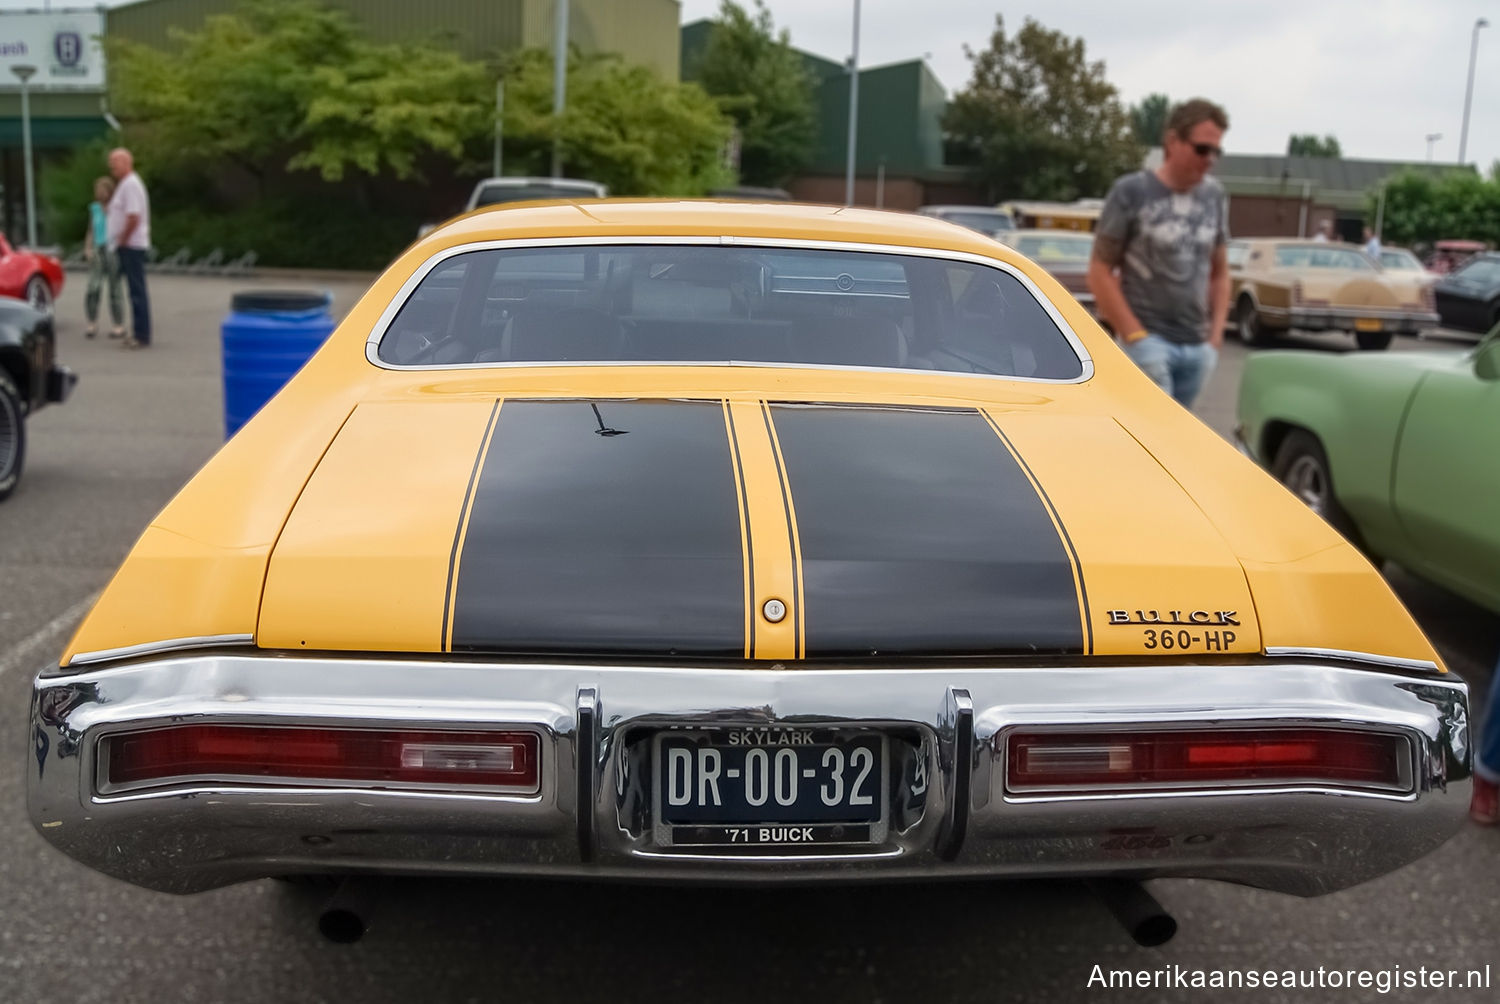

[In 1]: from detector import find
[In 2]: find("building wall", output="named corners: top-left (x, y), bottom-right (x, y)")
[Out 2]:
top-left (1228, 194), bottom-right (1336, 239)
top-left (789, 173), bottom-right (925, 211)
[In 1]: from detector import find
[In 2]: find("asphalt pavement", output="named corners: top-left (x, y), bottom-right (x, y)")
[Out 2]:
top-left (1, 278), bottom-right (1497, 1003)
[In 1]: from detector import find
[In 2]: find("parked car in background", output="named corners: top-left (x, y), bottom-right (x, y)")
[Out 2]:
top-left (0, 295), bottom-right (77, 500)
top-left (708, 186), bottom-right (792, 201)
top-left (916, 205), bottom-right (1015, 238)
top-left (1228, 238), bottom-right (1438, 350)
top-left (0, 232), bottom-right (63, 316)
top-left (29, 203), bottom-right (1468, 942)
top-left (1432, 251), bottom-right (1500, 335)
top-left (1000, 199), bottom-right (1103, 232)
top-left (998, 229), bottom-right (1095, 314)
top-left (1237, 327), bottom-right (1500, 616)
top-left (1425, 239), bottom-right (1487, 275)
top-left (1376, 247), bottom-right (1436, 279)
top-left (418, 177), bottom-right (609, 237)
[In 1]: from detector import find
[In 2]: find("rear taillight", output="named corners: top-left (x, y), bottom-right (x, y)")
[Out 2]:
top-left (103, 725), bottom-right (540, 793)
top-left (1006, 728), bottom-right (1409, 794)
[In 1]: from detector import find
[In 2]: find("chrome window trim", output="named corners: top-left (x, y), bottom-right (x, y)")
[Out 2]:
top-left (69, 633), bottom-right (255, 667)
top-left (362, 235), bottom-right (1096, 385)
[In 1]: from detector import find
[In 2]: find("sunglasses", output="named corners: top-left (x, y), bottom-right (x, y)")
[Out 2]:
top-left (1189, 142), bottom-right (1223, 159)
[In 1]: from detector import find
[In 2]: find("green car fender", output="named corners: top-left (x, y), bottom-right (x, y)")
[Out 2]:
top-left (1237, 350), bottom-right (1428, 554)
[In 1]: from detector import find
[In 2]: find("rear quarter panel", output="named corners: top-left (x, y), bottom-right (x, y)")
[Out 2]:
top-left (1237, 351), bottom-right (1425, 557)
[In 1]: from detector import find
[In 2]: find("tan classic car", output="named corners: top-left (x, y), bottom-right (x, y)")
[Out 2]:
top-left (1228, 239), bottom-right (1439, 350)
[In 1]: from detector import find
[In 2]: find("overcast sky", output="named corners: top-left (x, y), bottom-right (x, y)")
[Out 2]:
top-left (681, 0), bottom-right (1499, 171)
top-left (7, 1), bottom-right (1493, 170)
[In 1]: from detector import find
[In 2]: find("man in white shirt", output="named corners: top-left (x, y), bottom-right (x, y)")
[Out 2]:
top-left (1363, 226), bottom-right (1382, 259)
top-left (1312, 219), bottom-right (1333, 242)
top-left (107, 148), bottom-right (152, 348)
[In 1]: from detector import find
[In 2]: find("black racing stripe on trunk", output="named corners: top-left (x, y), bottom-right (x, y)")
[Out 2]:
top-left (450, 400), bottom-right (746, 656)
top-left (442, 398), bottom-right (502, 652)
top-left (767, 404), bottom-right (1084, 656)
top-left (980, 410), bottom-right (1094, 655)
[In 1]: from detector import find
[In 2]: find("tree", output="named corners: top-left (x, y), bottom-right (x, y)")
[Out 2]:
top-left (943, 16), bottom-right (1143, 202)
top-left (108, 0), bottom-right (490, 187)
top-left (1287, 134), bottom-right (1342, 157)
top-left (1130, 93), bottom-right (1171, 148)
top-left (690, 1), bottom-right (817, 187)
top-left (497, 49), bottom-right (733, 196)
top-left (1370, 169), bottom-right (1500, 247)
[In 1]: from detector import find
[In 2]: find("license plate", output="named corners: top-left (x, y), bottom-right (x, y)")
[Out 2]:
top-left (1354, 317), bottom-right (1382, 332)
top-left (652, 728), bottom-right (888, 848)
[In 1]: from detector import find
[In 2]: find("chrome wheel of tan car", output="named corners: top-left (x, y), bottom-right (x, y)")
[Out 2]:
top-left (1235, 297), bottom-right (1268, 347)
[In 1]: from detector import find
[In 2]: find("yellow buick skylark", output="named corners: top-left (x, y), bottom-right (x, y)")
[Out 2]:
top-left (28, 202), bottom-right (1469, 942)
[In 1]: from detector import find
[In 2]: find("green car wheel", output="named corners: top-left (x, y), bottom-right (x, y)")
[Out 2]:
top-left (1271, 429), bottom-right (1371, 557)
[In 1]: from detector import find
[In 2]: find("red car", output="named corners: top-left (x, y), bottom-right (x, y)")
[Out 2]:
top-left (0, 232), bottom-right (64, 314)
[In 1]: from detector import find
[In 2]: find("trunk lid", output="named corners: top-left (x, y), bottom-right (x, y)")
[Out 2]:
top-left (257, 399), bottom-right (1262, 659)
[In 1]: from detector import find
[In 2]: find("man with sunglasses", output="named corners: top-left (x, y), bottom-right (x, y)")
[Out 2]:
top-left (1089, 98), bottom-right (1230, 409)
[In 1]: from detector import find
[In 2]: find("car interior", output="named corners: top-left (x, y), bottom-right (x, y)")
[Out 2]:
top-left (377, 246), bottom-right (1085, 381)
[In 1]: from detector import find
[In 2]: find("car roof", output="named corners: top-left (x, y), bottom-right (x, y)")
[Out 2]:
top-left (423, 200), bottom-right (1030, 261)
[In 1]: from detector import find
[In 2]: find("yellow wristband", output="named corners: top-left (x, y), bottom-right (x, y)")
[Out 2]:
top-left (1123, 329), bottom-right (1148, 344)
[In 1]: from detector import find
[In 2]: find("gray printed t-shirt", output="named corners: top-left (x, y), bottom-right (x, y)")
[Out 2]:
top-left (1094, 170), bottom-right (1227, 344)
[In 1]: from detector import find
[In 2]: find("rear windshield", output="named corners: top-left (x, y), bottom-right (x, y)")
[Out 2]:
top-left (1379, 250), bottom-right (1421, 271)
top-left (1273, 246), bottom-right (1376, 271)
top-left (376, 245), bottom-right (1084, 380)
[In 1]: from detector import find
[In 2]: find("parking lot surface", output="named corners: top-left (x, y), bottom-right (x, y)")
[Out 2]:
top-left (2, 278), bottom-right (1496, 1002)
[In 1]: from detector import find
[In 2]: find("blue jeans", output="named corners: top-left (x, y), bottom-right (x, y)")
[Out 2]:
top-left (117, 247), bottom-right (151, 344)
top-left (1477, 648), bottom-right (1500, 783)
top-left (1123, 334), bottom-right (1217, 408)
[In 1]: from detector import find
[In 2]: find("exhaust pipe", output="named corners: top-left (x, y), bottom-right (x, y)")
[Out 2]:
top-left (318, 877), bottom-right (382, 944)
top-left (1087, 879), bottom-right (1177, 947)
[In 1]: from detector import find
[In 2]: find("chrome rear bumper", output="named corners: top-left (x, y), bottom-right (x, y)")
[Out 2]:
top-left (29, 653), bottom-right (1469, 896)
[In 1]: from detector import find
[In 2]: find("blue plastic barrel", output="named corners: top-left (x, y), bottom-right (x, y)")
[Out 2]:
top-left (221, 290), bottom-right (336, 438)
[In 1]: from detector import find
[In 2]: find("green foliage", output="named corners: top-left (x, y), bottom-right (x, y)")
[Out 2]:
top-left (943, 16), bottom-right (1143, 202)
top-left (40, 139), bottom-right (116, 248)
top-left (691, 1), bottom-right (816, 187)
top-left (497, 48), bottom-right (733, 196)
top-left (108, 0), bottom-right (488, 184)
top-left (1371, 170), bottom-right (1500, 247)
top-left (1130, 93), bottom-right (1171, 148)
top-left (1287, 134), bottom-right (1342, 157)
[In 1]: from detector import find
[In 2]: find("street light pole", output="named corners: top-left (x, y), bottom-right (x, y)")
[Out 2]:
top-left (552, 0), bottom-right (569, 179)
top-left (1458, 18), bottom-right (1488, 164)
top-left (1425, 132), bottom-right (1443, 162)
top-left (844, 0), bottom-right (861, 207)
top-left (12, 65), bottom-right (37, 248)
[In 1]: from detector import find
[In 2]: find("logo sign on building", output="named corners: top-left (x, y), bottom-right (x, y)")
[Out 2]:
top-left (0, 10), bottom-right (105, 91)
